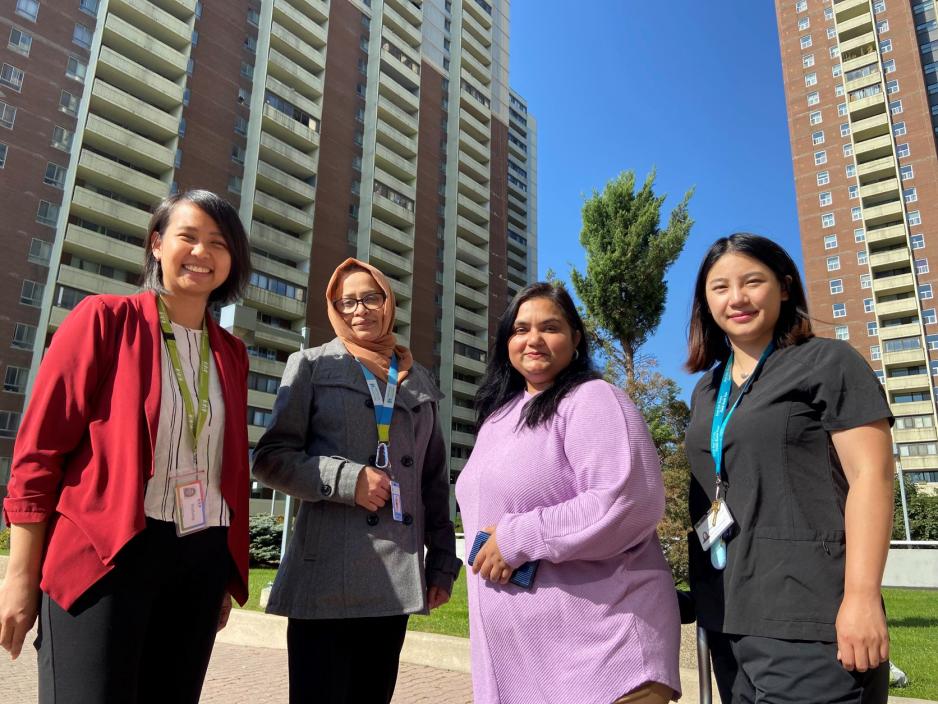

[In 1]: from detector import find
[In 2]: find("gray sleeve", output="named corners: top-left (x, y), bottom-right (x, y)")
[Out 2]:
top-left (251, 351), bottom-right (364, 505)
top-left (421, 401), bottom-right (462, 593)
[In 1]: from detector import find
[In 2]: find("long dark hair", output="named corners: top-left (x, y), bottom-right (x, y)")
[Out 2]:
top-left (142, 190), bottom-right (252, 304)
top-left (475, 282), bottom-right (599, 430)
top-left (685, 232), bottom-right (813, 372)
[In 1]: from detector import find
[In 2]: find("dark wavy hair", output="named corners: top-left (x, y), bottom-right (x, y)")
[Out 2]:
top-left (142, 190), bottom-right (251, 304)
top-left (475, 282), bottom-right (600, 430)
top-left (685, 232), bottom-right (813, 372)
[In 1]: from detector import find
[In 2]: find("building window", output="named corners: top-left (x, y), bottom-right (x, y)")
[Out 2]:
top-left (830, 45), bottom-right (840, 59)
top-left (812, 130), bottom-right (825, 145)
top-left (231, 145), bottom-right (245, 164)
top-left (0, 411), bottom-right (21, 438)
top-left (174, 149), bottom-right (182, 168)
top-left (191, 29), bottom-right (199, 46)
top-left (805, 72), bottom-right (817, 87)
top-left (0, 142), bottom-right (7, 168)
top-left (824, 234), bottom-right (838, 249)
top-left (886, 79), bottom-right (899, 94)
top-left (822, 213), bottom-right (835, 228)
top-left (848, 185), bottom-right (859, 199)
top-left (916, 258), bottom-right (929, 274)
top-left (8, 28), bottom-right (32, 56)
top-left (904, 187), bottom-right (917, 204)
top-left (187, 58), bottom-right (194, 76)
top-left (817, 170), bottom-right (830, 186)
top-left (880, 38), bottom-right (892, 53)
top-left (247, 7), bottom-right (260, 26)
top-left (234, 116), bottom-right (248, 136)
top-left (244, 36), bottom-right (257, 54)
top-left (28, 238), bottom-right (51, 265)
top-left (827, 27), bottom-right (836, 39)
top-left (840, 123), bottom-right (850, 137)
top-left (36, 200), bottom-right (59, 227)
top-left (0, 63), bottom-right (25, 92)
top-left (835, 83), bottom-right (845, 97)
top-left (833, 303), bottom-right (847, 319)
top-left (352, 155), bottom-right (362, 171)
top-left (857, 250), bottom-right (868, 265)
top-left (864, 298), bottom-right (875, 313)
top-left (846, 163), bottom-right (857, 178)
top-left (843, 143), bottom-right (853, 157)
top-left (830, 278), bottom-right (844, 294)
top-left (809, 110), bottom-right (822, 125)
top-left (835, 325), bottom-right (849, 340)
top-left (824, 6), bottom-right (833, 19)
top-left (867, 321), bottom-right (878, 336)
top-left (15, 0), bottom-right (39, 21)
top-left (874, 0), bottom-right (886, 12)
top-left (800, 35), bottom-right (812, 49)
top-left (891, 104), bottom-right (904, 119)
top-left (807, 91), bottom-right (820, 106)
top-left (798, 16), bottom-right (810, 31)
top-left (66, 56), bottom-right (87, 82)
top-left (51, 125), bottom-right (73, 152)
top-left (814, 150), bottom-right (827, 165)
top-left (897, 143), bottom-right (910, 158)
top-left (900, 165), bottom-right (914, 181)
top-left (871, 345), bottom-right (881, 360)
top-left (925, 309), bottom-right (937, 325)
top-left (838, 102), bottom-right (848, 116)
top-left (827, 255), bottom-right (840, 272)
top-left (240, 61), bottom-right (253, 80)
top-left (80, 0), bottom-right (99, 15)
top-left (43, 162), bottom-right (67, 189)
top-left (877, 19), bottom-right (889, 33)
top-left (908, 210), bottom-right (921, 226)
top-left (883, 59), bottom-right (896, 74)
top-left (852, 206), bottom-right (862, 221)
top-left (855, 228), bottom-right (865, 242)
top-left (803, 54), bottom-right (815, 68)
top-left (60, 90), bottom-right (79, 116)
top-left (20, 279), bottom-right (44, 307)
top-left (3, 366), bottom-right (28, 393)
top-left (0, 101), bottom-right (16, 130)
top-left (819, 191), bottom-right (832, 206)
top-left (832, 64), bottom-right (842, 78)
top-left (929, 335), bottom-right (938, 351)
top-left (912, 234), bottom-right (925, 250)
top-left (228, 176), bottom-right (242, 194)
top-left (860, 273), bottom-right (872, 289)
top-left (72, 23), bottom-right (92, 49)
top-left (12, 323), bottom-right (36, 350)
top-left (920, 284), bottom-right (933, 300)
top-left (238, 87), bottom-right (251, 104)
top-left (178, 117), bottom-right (186, 137)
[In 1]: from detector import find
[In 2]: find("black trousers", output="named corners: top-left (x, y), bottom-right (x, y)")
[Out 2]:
top-left (287, 614), bottom-right (410, 704)
top-left (35, 519), bottom-right (231, 704)
top-left (708, 630), bottom-right (889, 704)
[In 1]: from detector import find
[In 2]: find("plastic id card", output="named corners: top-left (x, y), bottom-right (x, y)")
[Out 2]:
top-left (174, 472), bottom-right (207, 536)
top-left (694, 500), bottom-right (735, 551)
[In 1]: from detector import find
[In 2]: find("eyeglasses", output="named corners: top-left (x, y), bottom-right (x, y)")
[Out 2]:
top-left (332, 292), bottom-right (386, 314)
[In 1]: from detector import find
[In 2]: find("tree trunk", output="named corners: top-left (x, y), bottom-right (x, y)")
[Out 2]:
top-left (621, 341), bottom-right (636, 389)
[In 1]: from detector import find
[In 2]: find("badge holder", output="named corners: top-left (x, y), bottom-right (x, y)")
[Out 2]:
top-left (174, 470), bottom-right (208, 536)
top-left (375, 442), bottom-right (404, 523)
top-left (694, 499), bottom-right (735, 569)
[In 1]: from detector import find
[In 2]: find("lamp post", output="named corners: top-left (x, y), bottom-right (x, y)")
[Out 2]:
top-left (895, 458), bottom-right (912, 542)
top-left (279, 326), bottom-right (310, 559)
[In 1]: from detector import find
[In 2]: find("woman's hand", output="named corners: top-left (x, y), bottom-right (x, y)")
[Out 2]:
top-left (0, 574), bottom-right (40, 660)
top-left (836, 592), bottom-right (889, 672)
top-left (472, 526), bottom-right (512, 585)
top-left (427, 586), bottom-right (451, 610)
top-left (354, 466), bottom-right (391, 511)
top-left (216, 593), bottom-right (233, 632)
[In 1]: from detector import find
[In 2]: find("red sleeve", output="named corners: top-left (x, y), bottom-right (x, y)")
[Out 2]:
top-left (3, 297), bottom-right (116, 525)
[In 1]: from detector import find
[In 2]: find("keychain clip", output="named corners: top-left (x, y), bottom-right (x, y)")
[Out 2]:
top-left (374, 442), bottom-right (390, 469)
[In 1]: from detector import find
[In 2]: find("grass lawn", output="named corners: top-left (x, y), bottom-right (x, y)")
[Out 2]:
top-left (884, 587), bottom-right (938, 701)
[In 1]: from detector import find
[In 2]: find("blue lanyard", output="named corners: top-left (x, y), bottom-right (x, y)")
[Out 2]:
top-left (358, 355), bottom-right (398, 468)
top-left (709, 343), bottom-right (775, 483)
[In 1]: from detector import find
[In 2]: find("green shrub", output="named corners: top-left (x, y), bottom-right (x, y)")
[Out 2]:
top-left (0, 526), bottom-right (9, 552)
top-left (248, 513), bottom-right (283, 567)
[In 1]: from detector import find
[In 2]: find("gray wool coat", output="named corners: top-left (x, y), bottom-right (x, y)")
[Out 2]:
top-left (252, 337), bottom-right (461, 619)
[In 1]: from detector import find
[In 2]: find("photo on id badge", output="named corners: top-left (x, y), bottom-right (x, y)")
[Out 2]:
top-left (174, 470), bottom-right (207, 536)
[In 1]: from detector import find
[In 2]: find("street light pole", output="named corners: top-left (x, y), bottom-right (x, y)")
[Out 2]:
top-left (896, 459), bottom-right (912, 542)
top-left (279, 326), bottom-right (310, 560)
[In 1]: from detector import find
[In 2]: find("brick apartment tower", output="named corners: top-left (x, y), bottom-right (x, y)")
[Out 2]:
top-left (776, 0), bottom-right (938, 487)
top-left (0, 0), bottom-right (537, 508)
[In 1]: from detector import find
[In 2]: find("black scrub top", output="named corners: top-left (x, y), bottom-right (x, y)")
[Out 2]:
top-left (686, 336), bottom-right (892, 641)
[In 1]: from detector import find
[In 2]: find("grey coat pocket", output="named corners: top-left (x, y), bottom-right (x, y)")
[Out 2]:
top-left (302, 503), bottom-right (324, 561)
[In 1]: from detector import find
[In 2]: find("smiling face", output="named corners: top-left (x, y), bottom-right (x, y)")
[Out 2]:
top-left (507, 296), bottom-right (582, 393)
top-left (704, 252), bottom-right (789, 352)
top-left (336, 270), bottom-right (387, 343)
top-left (151, 202), bottom-right (232, 305)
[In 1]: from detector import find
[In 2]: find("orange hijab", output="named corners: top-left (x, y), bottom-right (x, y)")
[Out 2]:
top-left (325, 258), bottom-right (413, 382)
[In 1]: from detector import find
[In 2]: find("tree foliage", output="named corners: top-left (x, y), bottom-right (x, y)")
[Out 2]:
top-left (893, 478), bottom-right (938, 541)
top-left (249, 513), bottom-right (284, 567)
top-left (571, 170), bottom-right (693, 386)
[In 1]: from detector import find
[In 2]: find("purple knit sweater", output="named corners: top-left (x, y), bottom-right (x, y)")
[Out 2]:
top-left (455, 379), bottom-right (681, 703)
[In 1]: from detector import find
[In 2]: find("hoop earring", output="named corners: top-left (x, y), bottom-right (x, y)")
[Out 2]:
top-left (573, 349), bottom-right (579, 361)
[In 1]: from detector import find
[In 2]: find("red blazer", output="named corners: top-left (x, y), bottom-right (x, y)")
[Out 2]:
top-left (3, 292), bottom-right (250, 609)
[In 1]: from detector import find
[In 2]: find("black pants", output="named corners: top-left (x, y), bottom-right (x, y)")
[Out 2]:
top-left (708, 630), bottom-right (889, 704)
top-left (36, 519), bottom-right (231, 704)
top-left (287, 614), bottom-right (410, 704)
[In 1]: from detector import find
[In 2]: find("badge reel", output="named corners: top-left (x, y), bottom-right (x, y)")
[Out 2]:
top-left (694, 493), bottom-right (735, 569)
top-left (375, 442), bottom-right (403, 523)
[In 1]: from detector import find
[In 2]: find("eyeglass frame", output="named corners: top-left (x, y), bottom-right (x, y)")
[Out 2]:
top-left (332, 291), bottom-right (387, 314)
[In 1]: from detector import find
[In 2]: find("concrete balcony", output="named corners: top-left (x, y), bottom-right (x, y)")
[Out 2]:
top-left (507, 204), bottom-right (527, 230)
top-left (875, 296), bottom-right (918, 318)
top-left (382, 3), bottom-right (421, 48)
top-left (895, 455), bottom-right (938, 471)
top-left (845, 69), bottom-right (880, 96)
top-left (394, 305), bottom-right (411, 328)
top-left (76, 149), bottom-right (168, 207)
top-left (270, 22), bottom-right (327, 76)
top-left (879, 322), bottom-right (923, 341)
top-left (455, 281), bottom-right (486, 308)
top-left (456, 259), bottom-right (487, 287)
top-left (250, 220), bottom-right (310, 263)
top-left (457, 193), bottom-right (489, 225)
top-left (868, 245), bottom-right (910, 270)
top-left (273, 0), bottom-right (328, 49)
top-left (259, 132), bottom-right (318, 178)
top-left (507, 247), bottom-right (527, 269)
top-left (253, 190), bottom-right (313, 233)
top-left (461, 27), bottom-right (491, 66)
top-left (247, 389), bottom-right (277, 409)
top-left (508, 135), bottom-right (527, 160)
top-left (451, 430), bottom-right (476, 447)
top-left (290, 0), bottom-right (329, 23)
top-left (370, 217), bottom-right (413, 252)
top-left (848, 90), bottom-right (886, 121)
top-left (837, 10), bottom-right (874, 42)
top-left (460, 87), bottom-right (491, 122)
top-left (378, 76), bottom-right (420, 113)
top-left (71, 186), bottom-right (151, 237)
top-left (857, 154), bottom-right (897, 181)
top-left (452, 379), bottom-right (479, 399)
top-left (854, 133), bottom-right (893, 163)
top-left (508, 176), bottom-right (527, 200)
top-left (63, 223), bottom-right (144, 272)
top-left (266, 76), bottom-right (321, 124)
top-left (889, 400), bottom-right (933, 416)
top-left (370, 241), bottom-right (412, 277)
top-left (464, 0), bottom-right (493, 29)
top-left (886, 374), bottom-right (931, 393)
top-left (458, 128), bottom-right (490, 164)
top-left (456, 237), bottom-right (488, 268)
top-left (851, 111), bottom-right (890, 142)
top-left (96, 46), bottom-right (183, 111)
top-left (507, 266), bottom-right (527, 287)
top-left (372, 193), bottom-right (415, 229)
top-left (90, 79), bottom-right (178, 142)
top-left (58, 264), bottom-right (137, 296)
top-left (268, 49), bottom-right (324, 101)
top-left (872, 272), bottom-right (915, 296)
top-left (462, 6), bottom-right (492, 47)
top-left (262, 103), bottom-right (320, 152)
top-left (461, 48), bottom-right (490, 85)
top-left (860, 178), bottom-right (900, 206)
top-left (455, 304), bottom-right (488, 332)
top-left (452, 404), bottom-right (475, 424)
top-left (894, 427), bottom-right (938, 444)
top-left (842, 50), bottom-right (879, 75)
top-left (154, 0), bottom-right (197, 20)
top-left (835, 0), bottom-right (870, 22)
top-left (386, 276), bottom-right (411, 303)
top-left (251, 254), bottom-right (309, 287)
top-left (454, 352), bottom-right (486, 376)
top-left (110, 0), bottom-right (191, 50)
top-left (375, 143), bottom-right (417, 183)
top-left (248, 357), bottom-right (287, 379)
top-left (458, 150), bottom-right (489, 184)
top-left (244, 285), bottom-right (306, 318)
top-left (457, 213), bottom-right (489, 246)
top-left (380, 31), bottom-right (421, 85)
top-left (102, 14), bottom-right (188, 80)
top-left (83, 114), bottom-right (175, 174)
top-left (883, 348), bottom-right (927, 367)
top-left (256, 160), bottom-right (316, 207)
top-left (385, 0), bottom-right (422, 26)
top-left (461, 68), bottom-right (491, 102)
top-left (863, 200), bottom-right (904, 227)
top-left (376, 118), bottom-right (417, 158)
top-left (840, 30), bottom-right (877, 57)
top-left (375, 166), bottom-right (415, 202)
top-left (459, 108), bottom-right (490, 143)
top-left (866, 223), bottom-right (907, 246)
top-left (457, 170), bottom-right (489, 204)
top-left (377, 95), bottom-right (418, 136)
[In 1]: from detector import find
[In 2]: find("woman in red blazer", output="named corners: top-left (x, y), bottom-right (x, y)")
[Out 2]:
top-left (0, 190), bottom-right (252, 703)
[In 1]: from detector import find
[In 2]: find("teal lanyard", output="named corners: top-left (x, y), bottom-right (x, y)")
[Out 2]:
top-left (358, 355), bottom-right (398, 469)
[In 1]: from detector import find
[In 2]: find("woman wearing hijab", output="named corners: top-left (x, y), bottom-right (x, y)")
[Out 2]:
top-left (252, 258), bottom-right (461, 704)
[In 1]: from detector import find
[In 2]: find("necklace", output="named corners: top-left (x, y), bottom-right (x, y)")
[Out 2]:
top-left (734, 360), bottom-right (754, 380)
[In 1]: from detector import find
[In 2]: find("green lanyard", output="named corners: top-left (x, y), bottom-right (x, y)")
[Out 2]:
top-left (157, 297), bottom-right (211, 450)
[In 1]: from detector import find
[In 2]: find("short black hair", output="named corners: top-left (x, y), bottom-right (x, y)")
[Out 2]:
top-left (686, 232), bottom-right (813, 372)
top-left (142, 190), bottom-right (251, 304)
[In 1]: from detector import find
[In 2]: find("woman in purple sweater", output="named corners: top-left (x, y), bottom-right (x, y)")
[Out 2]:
top-left (455, 282), bottom-right (681, 704)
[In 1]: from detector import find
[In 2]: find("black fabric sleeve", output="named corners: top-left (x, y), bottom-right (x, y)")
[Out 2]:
top-left (808, 339), bottom-right (893, 431)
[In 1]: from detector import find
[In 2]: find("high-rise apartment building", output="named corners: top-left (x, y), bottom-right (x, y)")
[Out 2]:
top-left (776, 0), bottom-right (938, 487)
top-left (0, 0), bottom-right (536, 505)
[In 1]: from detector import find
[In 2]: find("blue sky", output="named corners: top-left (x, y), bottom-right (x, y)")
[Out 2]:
top-left (508, 1), bottom-right (803, 398)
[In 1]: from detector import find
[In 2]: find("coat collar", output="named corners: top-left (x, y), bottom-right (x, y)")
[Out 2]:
top-left (312, 337), bottom-right (444, 409)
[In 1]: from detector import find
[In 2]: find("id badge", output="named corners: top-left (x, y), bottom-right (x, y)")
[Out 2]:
top-left (694, 500), bottom-right (735, 551)
top-left (390, 480), bottom-right (403, 522)
top-left (174, 472), bottom-right (207, 536)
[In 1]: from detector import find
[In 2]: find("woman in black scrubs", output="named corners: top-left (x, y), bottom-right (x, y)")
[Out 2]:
top-left (685, 233), bottom-right (893, 704)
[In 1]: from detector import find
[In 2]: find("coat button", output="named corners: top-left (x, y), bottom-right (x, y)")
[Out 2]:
top-left (365, 399), bottom-right (374, 408)
top-left (401, 455), bottom-right (414, 467)
top-left (320, 484), bottom-right (332, 497)
top-left (366, 513), bottom-right (379, 526)
top-left (413, 405), bottom-right (421, 413)
top-left (402, 513), bottom-right (413, 526)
